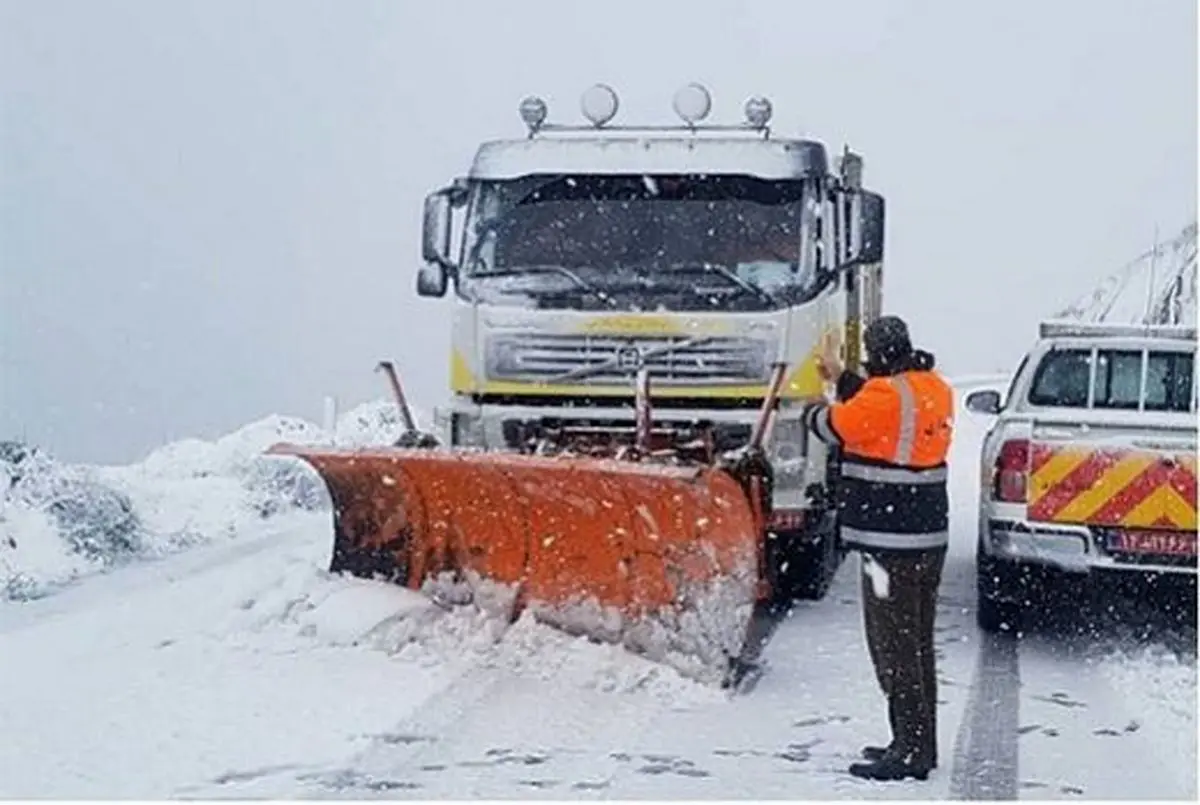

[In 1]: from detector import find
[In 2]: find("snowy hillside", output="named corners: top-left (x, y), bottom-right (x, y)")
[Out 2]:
top-left (0, 399), bottom-right (410, 601)
top-left (0, 378), bottom-right (1194, 800)
top-left (1054, 221), bottom-right (1198, 326)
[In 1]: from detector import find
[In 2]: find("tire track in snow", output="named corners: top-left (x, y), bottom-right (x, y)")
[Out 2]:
top-left (950, 629), bottom-right (1020, 799)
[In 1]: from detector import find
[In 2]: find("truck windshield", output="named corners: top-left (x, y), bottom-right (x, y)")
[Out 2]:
top-left (459, 173), bottom-right (827, 312)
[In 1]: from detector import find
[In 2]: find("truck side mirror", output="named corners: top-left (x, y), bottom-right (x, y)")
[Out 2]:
top-left (416, 264), bottom-right (448, 297)
top-left (852, 191), bottom-right (885, 265)
top-left (422, 190), bottom-right (453, 267)
top-left (418, 189), bottom-right (455, 298)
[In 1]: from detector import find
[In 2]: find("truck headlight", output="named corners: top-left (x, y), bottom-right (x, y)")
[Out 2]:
top-left (764, 417), bottom-right (807, 496)
top-left (485, 337), bottom-right (522, 379)
top-left (769, 416), bottom-right (807, 464)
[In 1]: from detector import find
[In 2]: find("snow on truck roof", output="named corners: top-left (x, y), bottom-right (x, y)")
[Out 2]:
top-left (468, 135), bottom-right (830, 181)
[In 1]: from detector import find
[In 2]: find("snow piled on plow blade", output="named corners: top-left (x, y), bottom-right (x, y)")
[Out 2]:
top-left (529, 570), bottom-right (758, 686)
top-left (420, 562), bottom-right (759, 688)
top-left (226, 538), bottom-right (733, 704)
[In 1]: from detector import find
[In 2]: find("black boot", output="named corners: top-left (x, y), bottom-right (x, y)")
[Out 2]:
top-left (862, 744), bottom-right (937, 769)
top-left (848, 748), bottom-right (932, 781)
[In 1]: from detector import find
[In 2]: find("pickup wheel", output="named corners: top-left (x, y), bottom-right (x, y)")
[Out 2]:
top-left (976, 587), bottom-right (1021, 634)
top-left (976, 554), bottom-right (1022, 634)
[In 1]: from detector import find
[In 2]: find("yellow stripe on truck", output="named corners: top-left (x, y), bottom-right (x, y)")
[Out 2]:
top-left (450, 348), bottom-right (476, 394)
top-left (1028, 450), bottom-right (1091, 503)
top-left (575, 315), bottom-right (718, 335)
top-left (1029, 443), bottom-right (1198, 530)
top-left (1051, 454), bottom-right (1156, 525)
top-left (1123, 485), bottom-right (1198, 530)
top-left (480, 380), bottom-right (786, 399)
top-left (451, 330), bottom-right (834, 400)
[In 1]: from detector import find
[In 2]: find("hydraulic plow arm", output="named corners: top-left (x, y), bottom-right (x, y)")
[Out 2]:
top-left (375, 361), bottom-right (439, 449)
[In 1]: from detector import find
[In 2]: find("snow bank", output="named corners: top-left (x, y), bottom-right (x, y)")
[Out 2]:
top-left (1056, 221), bottom-right (1197, 326)
top-left (0, 503), bottom-right (95, 601)
top-left (1, 398), bottom-right (413, 601)
top-left (1, 442), bottom-right (146, 600)
top-left (226, 555), bottom-right (510, 663)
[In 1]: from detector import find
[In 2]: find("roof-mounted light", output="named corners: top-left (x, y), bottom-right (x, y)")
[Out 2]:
top-left (672, 82), bottom-right (712, 126)
top-left (580, 83), bottom-right (619, 128)
top-left (519, 96), bottom-right (548, 134)
top-left (744, 96), bottom-right (772, 129)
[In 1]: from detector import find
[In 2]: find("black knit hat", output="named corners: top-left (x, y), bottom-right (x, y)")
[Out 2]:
top-left (863, 315), bottom-right (913, 368)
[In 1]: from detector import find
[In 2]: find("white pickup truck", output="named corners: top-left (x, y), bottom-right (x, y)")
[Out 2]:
top-left (964, 321), bottom-right (1197, 632)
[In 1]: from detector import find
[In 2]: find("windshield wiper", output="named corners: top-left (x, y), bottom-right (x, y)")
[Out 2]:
top-left (658, 263), bottom-right (777, 308)
top-left (473, 265), bottom-right (619, 308)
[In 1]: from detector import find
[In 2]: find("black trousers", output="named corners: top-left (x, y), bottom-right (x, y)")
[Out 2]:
top-left (860, 546), bottom-right (947, 766)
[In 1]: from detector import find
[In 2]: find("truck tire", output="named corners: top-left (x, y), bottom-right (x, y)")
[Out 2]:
top-left (767, 519), bottom-right (843, 604)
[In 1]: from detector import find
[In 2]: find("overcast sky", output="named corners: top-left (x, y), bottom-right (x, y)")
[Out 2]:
top-left (1, 0), bottom-right (1196, 465)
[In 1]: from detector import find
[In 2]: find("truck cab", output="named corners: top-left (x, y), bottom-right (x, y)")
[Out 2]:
top-left (414, 84), bottom-right (886, 601)
top-left (966, 321), bottom-right (1198, 631)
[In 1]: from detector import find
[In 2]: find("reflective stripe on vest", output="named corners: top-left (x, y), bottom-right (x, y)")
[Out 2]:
top-left (889, 374), bottom-right (917, 465)
top-left (811, 405), bottom-right (841, 446)
top-left (841, 462), bottom-right (947, 484)
top-left (822, 371), bottom-right (952, 468)
top-left (842, 525), bottom-right (949, 551)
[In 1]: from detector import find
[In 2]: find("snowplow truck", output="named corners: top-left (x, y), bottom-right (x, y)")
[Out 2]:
top-left (268, 84), bottom-right (887, 686)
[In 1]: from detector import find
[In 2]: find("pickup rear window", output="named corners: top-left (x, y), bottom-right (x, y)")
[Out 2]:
top-left (1028, 347), bottom-right (1195, 412)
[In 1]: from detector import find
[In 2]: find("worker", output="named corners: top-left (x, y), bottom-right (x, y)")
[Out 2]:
top-left (803, 315), bottom-right (954, 782)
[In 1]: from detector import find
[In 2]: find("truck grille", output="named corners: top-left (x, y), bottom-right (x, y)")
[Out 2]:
top-left (485, 333), bottom-right (773, 385)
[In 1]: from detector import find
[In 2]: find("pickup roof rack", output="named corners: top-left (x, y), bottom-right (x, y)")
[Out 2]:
top-left (1038, 320), bottom-right (1198, 342)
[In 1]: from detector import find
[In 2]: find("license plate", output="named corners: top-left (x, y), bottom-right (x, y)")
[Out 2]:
top-left (1107, 529), bottom-right (1198, 556)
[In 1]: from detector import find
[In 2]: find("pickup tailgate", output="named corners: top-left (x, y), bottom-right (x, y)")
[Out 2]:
top-left (1026, 419), bottom-right (1197, 551)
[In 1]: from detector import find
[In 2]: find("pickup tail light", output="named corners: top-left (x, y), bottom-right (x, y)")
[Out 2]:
top-left (993, 438), bottom-right (1030, 503)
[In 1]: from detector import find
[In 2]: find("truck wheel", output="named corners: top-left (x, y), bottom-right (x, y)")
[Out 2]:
top-left (768, 524), bottom-right (842, 603)
top-left (793, 532), bottom-right (840, 601)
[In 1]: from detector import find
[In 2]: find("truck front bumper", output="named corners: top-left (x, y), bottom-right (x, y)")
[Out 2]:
top-left (435, 398), bottom-right (773, 448)
top-left (435, 397), bottom-right (817, 516)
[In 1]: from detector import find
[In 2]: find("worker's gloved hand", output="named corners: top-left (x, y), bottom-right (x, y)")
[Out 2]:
top-left (817, 332), bottom-right (844, 381)
top-left (394, 430), bottom-right (441, 449)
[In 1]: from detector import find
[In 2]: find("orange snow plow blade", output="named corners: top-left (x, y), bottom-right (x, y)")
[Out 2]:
top-left (265, 444), bottom-right (764, 683)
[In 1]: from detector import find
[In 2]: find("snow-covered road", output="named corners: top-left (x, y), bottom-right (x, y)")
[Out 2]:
top-left (0, 386), bottom-right (1194, 800)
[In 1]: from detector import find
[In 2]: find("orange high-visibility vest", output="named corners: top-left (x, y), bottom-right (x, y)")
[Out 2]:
top-left (829, 372), bottom-right (954, 468)
top-left (807, 370), bottom-right (954, 553)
